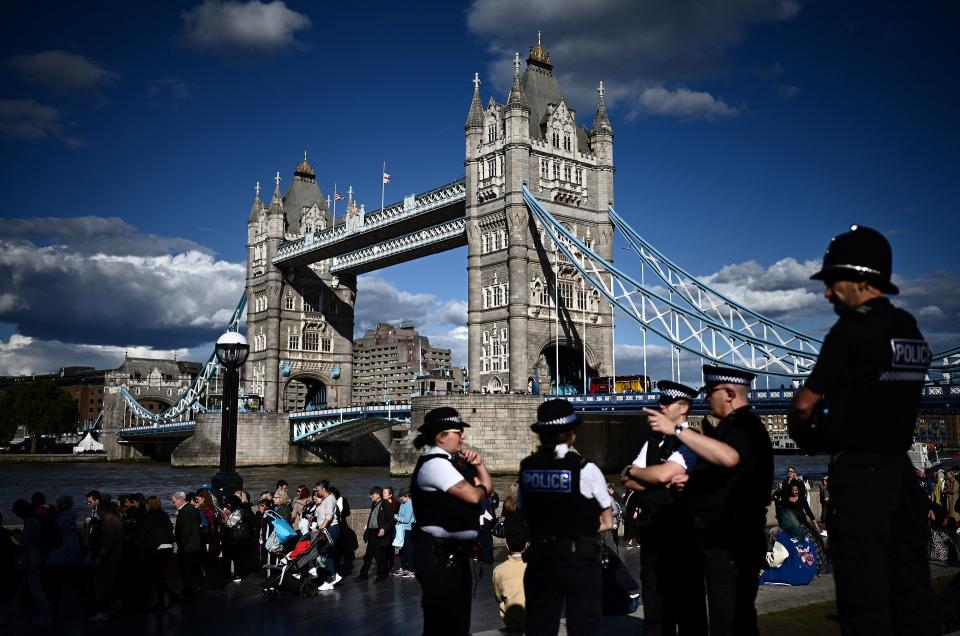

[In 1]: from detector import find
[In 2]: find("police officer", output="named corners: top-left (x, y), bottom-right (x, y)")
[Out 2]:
top-left (789, 225), bottom-right (935, 636)
top-left (656, 365), bottom-right (773, 636)
top-left (621, 381), bottom-right (706, 636)
top-left (519, 399), bottom-right (613, 636)
top-left (409, 406), bottom-right (493, 636)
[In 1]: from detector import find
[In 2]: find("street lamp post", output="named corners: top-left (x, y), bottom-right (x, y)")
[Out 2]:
top-left (212, 331), bottom-right (249, 503)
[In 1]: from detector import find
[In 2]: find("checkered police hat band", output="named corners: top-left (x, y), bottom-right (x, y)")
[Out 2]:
top-left (536, 412), bottom-right (578, 427)
top-left (703, 374), bottom-right (750, 386)
top-left (662, 388), bottom-right (688, 399)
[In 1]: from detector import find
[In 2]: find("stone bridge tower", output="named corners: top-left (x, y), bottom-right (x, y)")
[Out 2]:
top-left (465, 35), bottom-right (615, 394)
top-left (244, 154), bottom-right (357, 412)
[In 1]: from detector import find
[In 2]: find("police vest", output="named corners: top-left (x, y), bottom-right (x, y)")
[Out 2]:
top-left (519, 451), bottom-right (600, 538)
top-left (409, 454), bottom-right (481, 534)
top-left (636, 434), bottom-right (681, 517)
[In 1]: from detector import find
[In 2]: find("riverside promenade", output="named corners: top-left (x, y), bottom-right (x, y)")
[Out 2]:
top-left (5, 543), bottom-right (958, 635)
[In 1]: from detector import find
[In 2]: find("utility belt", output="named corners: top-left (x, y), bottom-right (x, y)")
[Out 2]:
top-left (524, 534), bottom-right (600, 564)
top-left (412, 526), bottom-right (475, 553)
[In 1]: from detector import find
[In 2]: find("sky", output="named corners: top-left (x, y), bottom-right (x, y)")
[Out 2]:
top-left (0, 0), bottom-right (958, 386)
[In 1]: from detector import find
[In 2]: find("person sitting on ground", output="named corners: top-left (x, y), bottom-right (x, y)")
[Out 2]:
top-left (782, 483), bottom-right (822, 534)
top-left (759, 510), bottom-right (818, 586)
top-left (492, 535), bottom-right (528, 634)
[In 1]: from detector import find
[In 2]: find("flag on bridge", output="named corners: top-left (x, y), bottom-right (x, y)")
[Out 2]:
top-left (382, 172), bottom-right (391, 184)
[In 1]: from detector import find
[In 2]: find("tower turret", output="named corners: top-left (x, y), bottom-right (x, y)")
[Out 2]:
top-left (248, 181), bottom-right (263, 223)
top-left (465, 72), bottom-right (484, 130)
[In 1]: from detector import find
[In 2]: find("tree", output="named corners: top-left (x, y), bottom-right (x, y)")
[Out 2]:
top-left (0, 380), bottom-right (79, 453)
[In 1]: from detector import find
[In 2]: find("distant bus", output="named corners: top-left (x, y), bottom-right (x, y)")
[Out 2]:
top-left (589, 375), bottom-right (652, 394)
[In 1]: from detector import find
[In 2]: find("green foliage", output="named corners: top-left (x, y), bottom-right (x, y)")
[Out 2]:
top-left (0, 380), bottom-right (79, 449)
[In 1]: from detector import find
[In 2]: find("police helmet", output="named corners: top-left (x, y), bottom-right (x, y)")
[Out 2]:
top-left (531, 399), bottom-right (580, 433)
top-left (809, 225), bottom-right (899, 295)
top-left (417, 406), bottom-right (469, 438)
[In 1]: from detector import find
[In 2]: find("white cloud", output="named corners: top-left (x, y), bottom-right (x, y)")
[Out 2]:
top-left (0, 220), bottom-right (244, 352)
top-left (467, 0), bottom-right (799, 120)
top-left (0, 334), bottom-right (190, 377)
top-left (181, 0), bottom-right (311, 56)
top-left (6, 50), bottom-right (119, 98)
top-left (635, 86), bottom-right (738, 119)
top-left (0, 99), bottom-right (84, 148)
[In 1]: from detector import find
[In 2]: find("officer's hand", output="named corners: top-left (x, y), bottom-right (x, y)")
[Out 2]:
top-left (644, 408), bottom-right (674, 436)
top-left (668, 474), bottom-right (689, 491)
top-left (620, 465), bottom-right (633, 481)
top-left (460, 449), bottom-right (483, 465)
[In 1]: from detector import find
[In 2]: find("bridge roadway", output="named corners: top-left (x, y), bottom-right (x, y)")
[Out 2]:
top-left (115, 384), bottom-right (960, 444)
top-left (272, 178), bottom-right (466, 270)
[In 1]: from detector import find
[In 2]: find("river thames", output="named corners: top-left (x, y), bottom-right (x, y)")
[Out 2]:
top-left (0, 455), bottom-right (829, 516)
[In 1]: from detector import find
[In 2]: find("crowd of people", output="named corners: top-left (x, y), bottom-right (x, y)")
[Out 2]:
top-left (0, 478), bottom-right (432, 624)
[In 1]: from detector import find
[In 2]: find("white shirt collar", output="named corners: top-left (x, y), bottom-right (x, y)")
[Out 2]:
top-left (554, 443), bottom-right (570, 459)
top-left (425, 445), bottom-right (452, 458)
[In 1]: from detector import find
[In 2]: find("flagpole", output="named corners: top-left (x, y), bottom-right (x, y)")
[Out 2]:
top-left (381, 161), bottom-right (386, 213)
top-left (333, 181), bottom-right (337, 221)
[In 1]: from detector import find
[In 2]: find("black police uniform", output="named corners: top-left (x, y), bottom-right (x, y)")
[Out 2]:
top-left (635, 433), bottom-right (706, 636)
top-left (409, 451), bottom-right (482, 636)
top-left (685, 402), bottom-right (773, 636)
top-left (803, 297), bottom-right (934, 635)
top-left (520, 449), bottom-right (604, 636)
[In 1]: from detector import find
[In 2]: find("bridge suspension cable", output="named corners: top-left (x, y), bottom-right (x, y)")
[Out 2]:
top-left (120, 293), bottom-right (247, 423)
top-left (524, 187), bottom-right (818, 378)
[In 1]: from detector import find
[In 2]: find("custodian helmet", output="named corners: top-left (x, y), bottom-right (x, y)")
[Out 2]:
top-left (809, 225), bottom-right (899, 295)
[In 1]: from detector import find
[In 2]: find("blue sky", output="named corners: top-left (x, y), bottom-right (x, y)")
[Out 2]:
top-left (0, 1), bottom-right (957, 384)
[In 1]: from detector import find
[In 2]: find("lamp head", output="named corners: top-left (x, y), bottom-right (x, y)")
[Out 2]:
top-left (215, 331), bottom-right (249, 368)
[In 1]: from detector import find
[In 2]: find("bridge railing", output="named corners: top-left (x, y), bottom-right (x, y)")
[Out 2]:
top-left (330, 218), bottom-right (466, 273)
top-left (273, 179), bottom-right (466, 264)
top-left (118, 421), bottom-right (197, 438)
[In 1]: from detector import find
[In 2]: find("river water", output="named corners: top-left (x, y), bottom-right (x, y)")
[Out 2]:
top-left (0, 455), bottom-right (829, 518)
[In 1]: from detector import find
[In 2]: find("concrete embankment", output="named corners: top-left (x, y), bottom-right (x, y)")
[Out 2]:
top-left (0, 453), bottom-right (108, 463)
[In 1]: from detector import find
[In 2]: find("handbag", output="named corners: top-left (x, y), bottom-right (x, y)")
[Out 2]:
top-left (491, 516), bottom-right (506, 539)
top-left (392, 528), bottom-right (405, 549)
top-left (264, 509), bottom-right (297, 543)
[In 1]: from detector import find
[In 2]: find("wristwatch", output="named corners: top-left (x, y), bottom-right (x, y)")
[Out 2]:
top-left (674, 422), bottom-right (690, 435)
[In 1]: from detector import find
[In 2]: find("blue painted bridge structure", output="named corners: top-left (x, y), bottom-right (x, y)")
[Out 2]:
top-left (117, 384), bottom-right (960, 448)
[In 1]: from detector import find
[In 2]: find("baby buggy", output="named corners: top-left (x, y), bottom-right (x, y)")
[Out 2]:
top-left (261, 529), bottom-right (331, 599)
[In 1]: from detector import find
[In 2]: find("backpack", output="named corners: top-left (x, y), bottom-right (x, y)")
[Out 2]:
top-left (37, 514), bottom-right (62, 553)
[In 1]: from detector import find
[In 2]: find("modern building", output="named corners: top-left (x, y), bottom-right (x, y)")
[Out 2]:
top-left (0, 366), bottom-right (107, 428)
top-left (352, 322), bottom-right (456, 403)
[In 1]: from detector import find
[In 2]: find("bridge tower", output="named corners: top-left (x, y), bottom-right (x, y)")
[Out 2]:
top-left (245, 154), bottom-right (357, 411)
top-left (465, 35), bottom-right (615, 394)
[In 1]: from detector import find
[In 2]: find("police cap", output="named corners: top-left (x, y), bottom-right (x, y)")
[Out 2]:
top-left (700, 365), bottom-right (755, 392)
top-left (417, 406), bottom-right (469, 438)
top-left (656, 380), bottom-right (698, 405)
top-left (810, 224), bottom-right (899, 295)
top-left (531, 399), bottom-right (580, 433)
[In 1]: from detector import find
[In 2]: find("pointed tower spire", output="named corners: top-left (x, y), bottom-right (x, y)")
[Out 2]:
top-left (268, 171), bottom-right (283, 213)
top-left (465, 72), bottom-right (484, 129)
top-left (592, 80), bottom-right (612, 134)
top-left (248, 181), bottom-right (264, 221)
top-left (507, 51), bottom-right (529, 110)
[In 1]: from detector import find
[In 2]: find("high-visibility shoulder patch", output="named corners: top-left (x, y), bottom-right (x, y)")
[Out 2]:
top-left (521, 469), bottom-right (573, 494)
top-left (889, 339), bottom-right (931, 370)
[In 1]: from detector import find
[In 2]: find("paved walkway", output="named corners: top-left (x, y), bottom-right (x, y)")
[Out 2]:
top-left (5, 547), bottom-right (958, 635)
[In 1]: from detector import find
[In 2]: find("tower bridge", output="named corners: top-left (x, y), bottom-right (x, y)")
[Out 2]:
top-left (98, 35), bottom-right (960, 465)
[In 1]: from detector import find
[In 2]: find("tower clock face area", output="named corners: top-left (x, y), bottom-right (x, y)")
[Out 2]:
top-left (465, 35), bottom-right (614, 395)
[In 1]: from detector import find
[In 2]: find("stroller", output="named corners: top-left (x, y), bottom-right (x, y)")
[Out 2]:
top-left (261, 529), bottom-right (332, 599)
